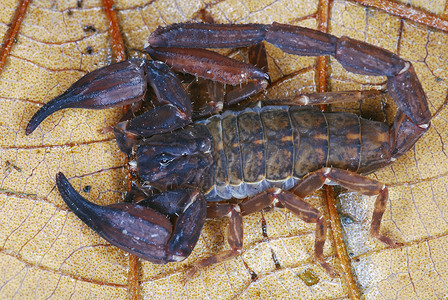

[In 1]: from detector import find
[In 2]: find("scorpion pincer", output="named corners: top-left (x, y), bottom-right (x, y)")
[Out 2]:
top-left (26, 23), bottom-right (431, 280)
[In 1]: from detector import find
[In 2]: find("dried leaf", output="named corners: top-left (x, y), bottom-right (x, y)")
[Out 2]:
top-left (1, 0), bottom-right (448, 299)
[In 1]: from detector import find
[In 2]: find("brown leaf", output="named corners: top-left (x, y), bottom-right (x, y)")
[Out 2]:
top-left (1, 0), bottom-right (448, 299)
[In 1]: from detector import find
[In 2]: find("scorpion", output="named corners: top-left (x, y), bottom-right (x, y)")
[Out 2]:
top-left (25, 23), bottom-right (431, 280)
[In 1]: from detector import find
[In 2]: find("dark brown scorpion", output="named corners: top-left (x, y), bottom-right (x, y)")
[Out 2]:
top-left (25, 23), bottom-right (431, 280)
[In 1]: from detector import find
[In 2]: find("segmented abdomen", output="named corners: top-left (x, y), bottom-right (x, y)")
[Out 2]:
top-left (204, 106), bottom-right (390, 201)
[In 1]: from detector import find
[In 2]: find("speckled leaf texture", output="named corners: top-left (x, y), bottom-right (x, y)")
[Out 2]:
top-left (1, 0), bottom-right (448, 299)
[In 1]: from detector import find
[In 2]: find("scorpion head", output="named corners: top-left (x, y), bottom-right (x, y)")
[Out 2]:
top-left (135, 124), bottom-right (215, 192)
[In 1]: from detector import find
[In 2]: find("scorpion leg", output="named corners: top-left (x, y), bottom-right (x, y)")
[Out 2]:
top-left (292, 167), bottom-right (401, 248)
top-left (184, 204), bottom-right (243, 282)
top-left (185, 188), bottom-right (338, 281)
top-left (56, 172), bottom-right (207, 263)
top-left (260, 189), bottom-right (337, 277)
top-left (239, 188), bottom-right (337, 277)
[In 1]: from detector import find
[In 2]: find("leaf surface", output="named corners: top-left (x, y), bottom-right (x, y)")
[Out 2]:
top-left (1, 0), bottom-right (448, 299)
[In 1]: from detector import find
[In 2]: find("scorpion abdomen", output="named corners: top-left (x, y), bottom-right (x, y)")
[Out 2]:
top-left (204, 105), bottom-right (391, 201)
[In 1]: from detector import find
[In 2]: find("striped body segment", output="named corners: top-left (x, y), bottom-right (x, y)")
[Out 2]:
top-left (204, 106), bottom-right (390, 201)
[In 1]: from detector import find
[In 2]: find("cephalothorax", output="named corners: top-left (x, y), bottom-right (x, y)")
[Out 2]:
top-left (26, 23), bottom-right (431, 279)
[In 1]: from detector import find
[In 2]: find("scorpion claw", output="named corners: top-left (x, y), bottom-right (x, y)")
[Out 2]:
top-left (26, 59), bottom-right (148, 135)
top-left (137, 189), bottom-right (207, 261)
top-left (56, 172), bottom-right (207, 264)
top-left (56, 172), bottom-right (173, 263)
